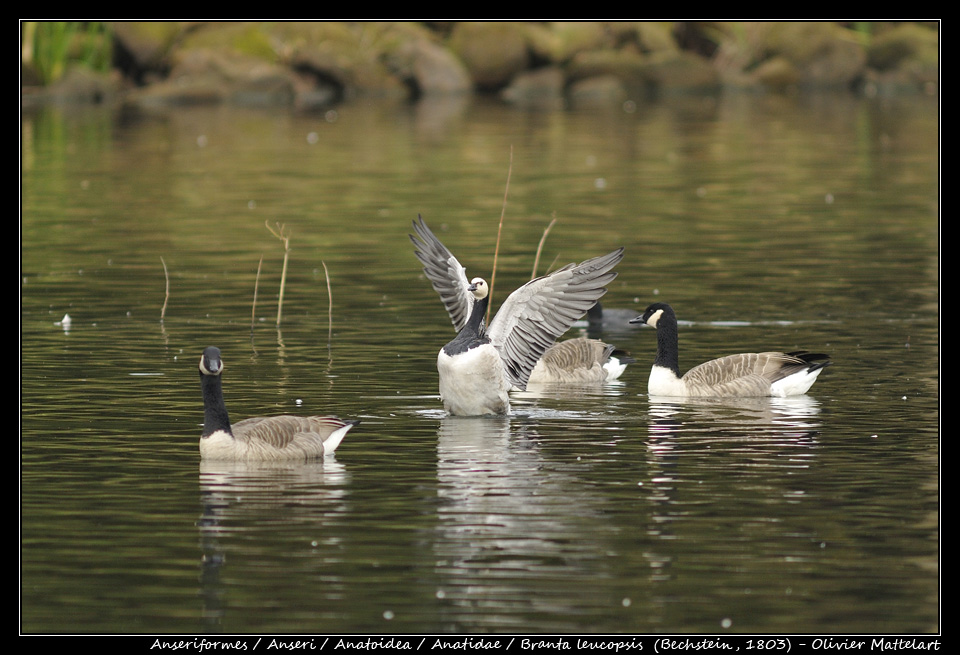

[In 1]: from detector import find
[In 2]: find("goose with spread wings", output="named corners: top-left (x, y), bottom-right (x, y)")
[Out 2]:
top-left (410, 216), bottom-right (624, 416)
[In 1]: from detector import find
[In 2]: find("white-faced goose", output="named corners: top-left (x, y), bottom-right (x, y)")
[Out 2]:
top-left (410, 216), bottom-right (624, 415)
top-left (631, 302), bottom-right (831, 398)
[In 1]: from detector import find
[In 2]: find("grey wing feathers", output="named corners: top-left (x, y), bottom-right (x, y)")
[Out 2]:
top-left (232, 416), bottom-right (351, 454)
top-left (539, 338), bottom-right (616, 369)
top-left (528, 338), bottom-right (616, 384)
top-left (489, 248), bottom-right (624, 389)
top-left (682, 352), bottom-right (825, 396)
top-left (409, 216), bottom-right (473, 331)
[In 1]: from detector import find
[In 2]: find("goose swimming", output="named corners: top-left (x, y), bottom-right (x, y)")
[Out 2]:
top-left (630, 302), bottom-right (831, 398)
top-left (198, 346), bottom-right (357, 460)
top-left (527, 336), bottom-right (630, 386)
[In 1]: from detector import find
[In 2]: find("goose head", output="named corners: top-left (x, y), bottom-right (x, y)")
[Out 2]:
top-left (468, 277), bottom-right (489, 300)
top-left (631, 302), bottom-right (670, 328)
top-left (200, 346), bottom-right (224, 377)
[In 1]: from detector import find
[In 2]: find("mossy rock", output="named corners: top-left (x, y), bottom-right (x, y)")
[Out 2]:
top-left (448, 22), bottom-right (531, 90)
top-left (867, 23), bottom-right (939, 71)
top-left (566, 49), bottom-right (648, 84)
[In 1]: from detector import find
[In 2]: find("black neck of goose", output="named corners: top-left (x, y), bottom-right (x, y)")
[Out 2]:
top-left (654, 309), bottom-right (682, 378)
top-left (200, 372), bottom-right (233, 437)
top-left (444, 296), bottom-right (490, 354)
top-left (468, 296), bottom-right (488, 337)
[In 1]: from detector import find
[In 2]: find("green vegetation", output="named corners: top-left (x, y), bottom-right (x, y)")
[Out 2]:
top-left (22, 21), bottom-right (112, 85)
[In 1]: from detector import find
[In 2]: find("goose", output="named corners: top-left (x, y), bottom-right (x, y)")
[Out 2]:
top-left (410, 216), bottom-right (624, 415)
top-left (573, 301), bottom-right (646, 339)
top-left (527, 337), bottom-right (631, 386)
top-left (198, 346), bottom-right (358, 460)
top-left (630, 302), bottom-right (831, 398)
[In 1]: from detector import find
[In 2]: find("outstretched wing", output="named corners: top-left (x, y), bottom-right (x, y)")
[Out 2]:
top-left (409, 215), bottom-right (475, 332)
top-left (488, 248), bottom-right (624, 389)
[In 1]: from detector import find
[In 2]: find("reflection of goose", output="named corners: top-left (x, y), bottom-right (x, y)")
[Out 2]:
top-left (632, 303), bottom-right (831, 398)
top-left (196, 457), bottom-right (350, 625)
top-left (198, 347), bottom-right (357, 460)
top-left (410, 216), bottom-right (624, 416)
top-left (647, 394), bottom-right (823, 422)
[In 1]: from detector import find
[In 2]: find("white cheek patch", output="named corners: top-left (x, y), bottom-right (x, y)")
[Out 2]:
top-left (200, 358), bottom-right (222, 375)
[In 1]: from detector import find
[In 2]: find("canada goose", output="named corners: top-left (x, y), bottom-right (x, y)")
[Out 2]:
top-left (573, 301), bottom-right (646, 339)
top-left (527, 337), bottom-right (630, 386)
top-left (630, 302), bottom-right (831, 398)
top-left (410, 216), bottom-right (624, 415)
top-left (587, 302), bottom-right (642, 329)
top-left (198, 347), bottom-right (357, 460)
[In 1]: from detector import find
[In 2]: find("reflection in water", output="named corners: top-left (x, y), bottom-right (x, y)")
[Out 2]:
top-left (196, 459), bottom-right (349, 629)
top-left (647, 394), bottom-right (823, 427)
top-left (638, 394), bottom-right (826, 619)
top-left (433, 416), bottom-right (619, 631)
top-left (642, 394), bottom-right (824, 486)
top-left (514, 379), bottom-right (628, 408)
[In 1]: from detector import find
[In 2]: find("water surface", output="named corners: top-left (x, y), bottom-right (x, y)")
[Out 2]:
top-left (21, 93), bottom-right (938, 634)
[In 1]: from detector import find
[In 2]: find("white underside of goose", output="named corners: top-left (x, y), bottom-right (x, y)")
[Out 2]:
top-left (437, 344), bottom-right (511, 416)
top-left (768, 367), bottom-right (825, 397)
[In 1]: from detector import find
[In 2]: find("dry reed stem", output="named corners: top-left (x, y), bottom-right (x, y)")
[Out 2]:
top-left (266, 221), bottom-right (291, 328)
top-left (531, 216), bottom-right (557, 279)
top-left (160, 257), bottom-right (170, 322)
top-left (487, 146), bottom-right (513, 323)
top-left (321, 260), bottom-right (333, 344)
top-left (251, 255), bottom-right (263, 331)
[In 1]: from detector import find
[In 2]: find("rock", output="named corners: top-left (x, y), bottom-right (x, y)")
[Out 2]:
top-left (111, 22), bottom-right (185, 73)
top-left (568, 75), bottom-right (628, 106)
top-left (126, 49), bottom-right (295, 108)
top-left (752, 56), bottom-right (799, 91)
top-left (21, 21), bottom-right (941, 107)
top-left (566, 49), bottom-right (647, 85)
top-left (643, 50), bottom-right (720, 92)
top-left (449, 22), bottom-right (530, 91)
top-left (868, 23), bottom-right (938, 71)
top-left (386, 39), bottom-right (472, 96)
top-left (732, 22), bottom-right (865, 91)
top-left (501, 66), bottom-right (565, 107)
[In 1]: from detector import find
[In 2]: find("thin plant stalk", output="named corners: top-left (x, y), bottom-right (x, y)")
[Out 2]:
top-left (160, 257), bottom-right (170, 322)
top-left (487, 146), bottom-right (513, 323)
top-left (531, 217), bottom-right (557, 279)
top-left (321, 260), bottom-right (333, 345)
top-left (251, 255), bottom-right (263, 331)
top-left (266, 221), bottom-right (291, 328)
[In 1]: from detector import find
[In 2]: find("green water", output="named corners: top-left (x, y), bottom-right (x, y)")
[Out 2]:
top-left (20, 93), bottom-right (938, 634)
